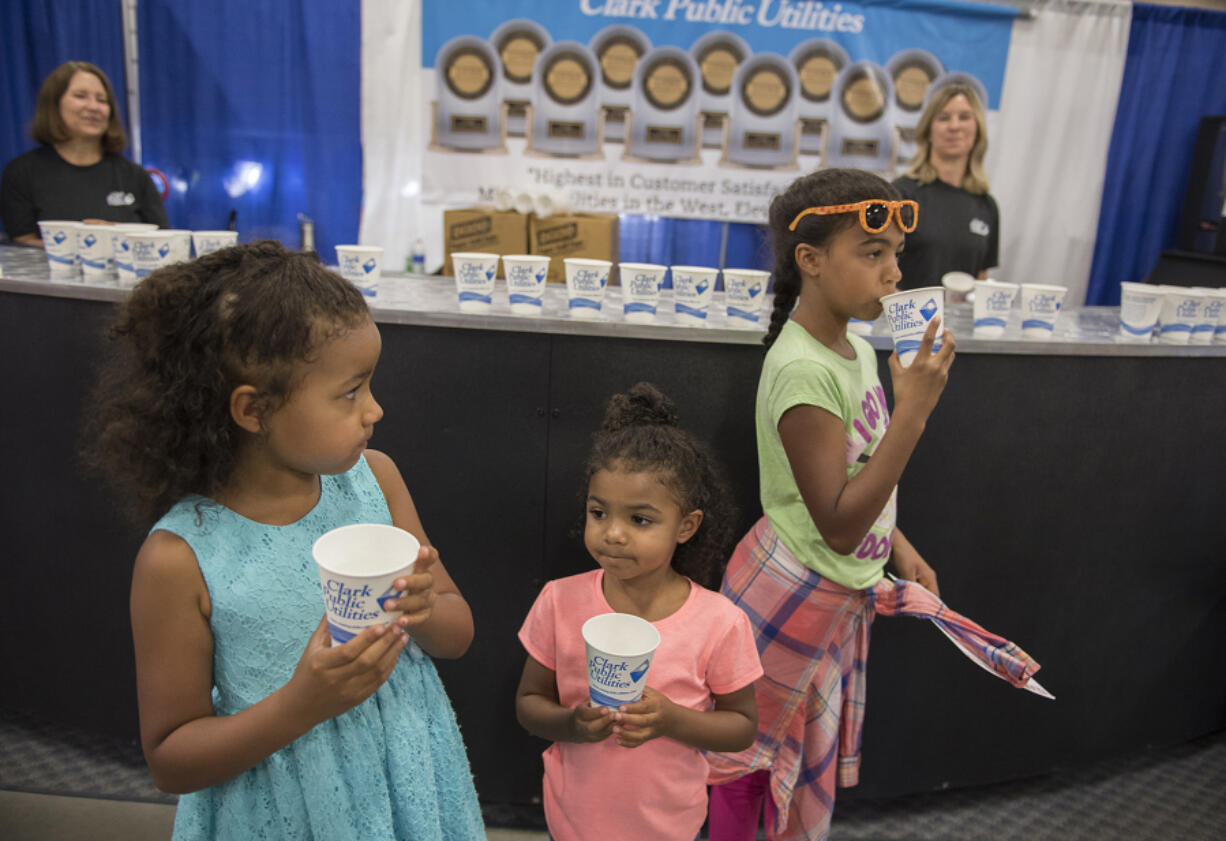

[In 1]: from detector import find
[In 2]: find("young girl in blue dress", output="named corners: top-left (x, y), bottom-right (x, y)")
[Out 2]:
top-left (86, 241), bottom-right (485, 840)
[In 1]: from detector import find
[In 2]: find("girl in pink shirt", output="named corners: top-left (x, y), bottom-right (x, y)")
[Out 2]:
top-left (517, 382), bottom-right (764, 841)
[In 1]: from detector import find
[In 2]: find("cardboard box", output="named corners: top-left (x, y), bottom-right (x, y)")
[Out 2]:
top-left (443, 208), bottom-right (529, 279)
top-left (528, 213), bottom-right (620, 284)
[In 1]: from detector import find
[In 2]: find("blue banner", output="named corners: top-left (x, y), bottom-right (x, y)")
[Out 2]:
top-left (425, 0), bottom-right (1014, 108)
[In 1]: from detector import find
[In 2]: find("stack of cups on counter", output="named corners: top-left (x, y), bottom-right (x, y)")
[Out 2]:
top-left (443, 254), bottom-right (775, 326)
top-left (1151, 285), bottom-right (1225, 345)
top-left (964, 280), bottom-right (1067, 340)
top-left (35, 220), bottom-right (238, 288)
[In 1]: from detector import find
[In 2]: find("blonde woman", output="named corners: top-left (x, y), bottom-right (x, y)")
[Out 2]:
top-left (893, 83), bottom-right (998, 289)
top-left (1, 61), bottom-right (168, 245)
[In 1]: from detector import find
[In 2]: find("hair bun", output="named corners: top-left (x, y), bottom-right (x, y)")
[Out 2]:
top-left (601, 381), bottom-right (679, 432)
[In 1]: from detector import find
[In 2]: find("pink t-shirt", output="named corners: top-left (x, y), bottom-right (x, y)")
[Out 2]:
top-left (518, 569), bottom-right (764, 841)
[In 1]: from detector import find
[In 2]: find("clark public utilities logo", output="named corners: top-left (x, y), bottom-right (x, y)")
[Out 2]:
top-left (580, 0), bottom-right (866, 33)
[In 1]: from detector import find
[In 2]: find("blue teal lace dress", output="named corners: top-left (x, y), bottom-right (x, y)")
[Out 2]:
top-left (150, 455), bottom-right (486, 840)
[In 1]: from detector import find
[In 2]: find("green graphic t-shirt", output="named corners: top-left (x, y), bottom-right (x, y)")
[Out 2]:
top-left (756, 320), bottom-right (897, 589)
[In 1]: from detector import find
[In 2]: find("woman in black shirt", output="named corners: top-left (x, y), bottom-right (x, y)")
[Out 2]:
top-left (893, 82), bottom-right (999, 289)
top-left (1, 61), bottom-right (168, 245)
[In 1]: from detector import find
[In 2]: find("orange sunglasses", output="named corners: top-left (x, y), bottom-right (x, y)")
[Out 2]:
top-left (788, 199), bottom-right (918, 234)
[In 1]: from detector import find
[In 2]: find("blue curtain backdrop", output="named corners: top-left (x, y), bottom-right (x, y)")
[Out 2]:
top-left (618, 219), bottom-right (772, 287)
top-left (1, 0), bottom-right (127, 237)
top-left (1086, 4), bottom-right (1226, 305)
top-left (137, 0), bottom-right (360, 258)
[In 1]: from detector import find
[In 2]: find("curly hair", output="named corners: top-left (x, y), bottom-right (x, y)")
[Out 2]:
top-left (585, 383), bottom-right (738, 590)
top-left (763, 168), bottom-right (902, 348)
top-left (83, 240), bottom-right (371, 524)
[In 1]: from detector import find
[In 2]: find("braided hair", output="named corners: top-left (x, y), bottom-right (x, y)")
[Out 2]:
top-left (586, 383), bottom-right (738, 590)
top-left (763, 168), bottom-right (902, 347)
top-left (83, 240), bottom-right (371, 524)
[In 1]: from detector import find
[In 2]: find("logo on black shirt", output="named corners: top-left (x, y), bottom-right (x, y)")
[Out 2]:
top-left (970, 218), bottom-right (990, 237)
top-left (107, 191), bottom-right (136, 207)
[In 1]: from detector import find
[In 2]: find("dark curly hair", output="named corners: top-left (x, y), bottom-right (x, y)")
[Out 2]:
top-left (83, 240), bottom-right (371, 524)
top-left (764, 168), bottom-right (901, 348)
top-left (585, 383), bottom-right (738, 590)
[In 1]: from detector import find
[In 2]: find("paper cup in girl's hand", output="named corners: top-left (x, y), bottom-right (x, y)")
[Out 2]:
top-left (336, 245), bottom-right (384, 298)
top-left (581, 613), bottom-right (660, 708)
top-left (450, 252), bottom-right (500, 313)
top-left (1019, 283), bottom-right (1067, 340)
top-left (618, 262), bottom-right (666, 323)
top-left (723, 268), bottom-right (770, 326)
top-left (971, 280), bottom-right (1019, 338)
top-left (563, 258), bottom-right (611, 318)
top-left (502, 254), bottom-right (550, 315)
top-left (312, 524), bottom-right (420, 646)
top-left (671, 265), bottom-right (718, 325)
top-left (880, 286), bottom-right (944, 366)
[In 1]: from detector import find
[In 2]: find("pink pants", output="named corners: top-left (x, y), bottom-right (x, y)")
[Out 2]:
top-left (708, 770), bottom-right (777, 841)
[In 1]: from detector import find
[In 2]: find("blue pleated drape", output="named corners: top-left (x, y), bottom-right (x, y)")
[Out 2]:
top-left (136, 0), bottom-right (361, 259)
top-left (1086, 4), bottom-right (1226, 305)
top-left (618, 218), bottom-right (772, 288)
top-left (1, 0), bottom-right (127, 238)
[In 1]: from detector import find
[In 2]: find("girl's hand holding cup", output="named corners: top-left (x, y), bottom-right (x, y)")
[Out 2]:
top-left (568, 701), bottom-right (616, 743)
top-left (384, 544), bottom-right (439, 630)
top-left (611, 686), bottom-right (676, 748)
top-left (888, 315), bottom-right (955, 421)
top-left (287, 616), bottom-right (409, 726)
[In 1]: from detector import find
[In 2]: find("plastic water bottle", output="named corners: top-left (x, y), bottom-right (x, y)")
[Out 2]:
top-left (409, 238), bottom-right (426, 274)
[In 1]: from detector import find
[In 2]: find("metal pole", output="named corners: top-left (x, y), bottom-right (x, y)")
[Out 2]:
top-left (121, 0), bottom-right (142, 163)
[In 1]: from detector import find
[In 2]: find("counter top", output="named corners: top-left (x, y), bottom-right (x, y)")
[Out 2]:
top-left (3, 243), bottom-right (1224, 357)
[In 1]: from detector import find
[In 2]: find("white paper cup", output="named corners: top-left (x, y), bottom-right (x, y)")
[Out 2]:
top-left (192, 230), bottom-right (238, 256)
top-left (563, 257), bottom-right (611, 318)
top-left (312, 523), bottom-right (420, 647)
top-left (76, 225), bottom-right (114, 283)
top-left (671, 265), bottom-right (718, 325)
top-left (503, 254), bottom-right (550, 315)
top-left (533, 192), bottom-right (570, 219)
top-left (110, 224), bottom-right (159, 286)
top-left (129, 231), bottom-right (179, 281)
top-left (581, 613), bottom-right (660, 708)
top-left (1211, 289), bottom-right (1226, 345)
top-left (847, 318), bottom-right (875, 335)
top-left (38, 221), bottom-right (81, 279)
top-left (165, 230), bottom-right (194, 263)
top-left (880, 286), bottom-right (945, 365)
top-left (971, 280), bottom-right (1019, 338)
top-left (1189, 288), bottom-right (1219, 344)
top-left (450, 251), bottom-right (499, 313)
top-left (1116, 281), bottom-right (1163, 342)
top-left (513, 191), bottom-right (535, 215)
top-left (723, 268), bottom-right (770, 326)
top-left (941, 270), bottom-right (976, 304)
top-left (1156, 286), bottom-right (1205, 345)
top-left (1019, 283), bottom-right (1067, 340)
top-left (618, 262), bottom-right (666, 323)
top-left (494, 189), bottom-right (515, 212)
top-left (336, 245), bottom-right (384, 298)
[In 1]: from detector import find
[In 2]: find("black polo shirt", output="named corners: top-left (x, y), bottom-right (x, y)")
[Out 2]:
top-left (1, 145), bottom-right (169, 239)
top-left (893, 175), bottom-right (999, 290)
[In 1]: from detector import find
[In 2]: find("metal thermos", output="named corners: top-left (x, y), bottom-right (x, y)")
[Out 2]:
top-left (298, 213), bottom-right (315, 253)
